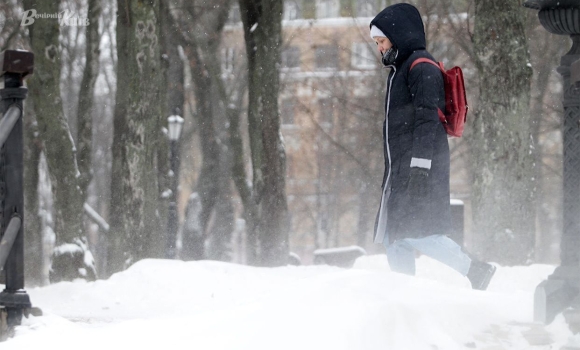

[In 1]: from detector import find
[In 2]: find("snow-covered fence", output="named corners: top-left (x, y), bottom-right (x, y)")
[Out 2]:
top-left (0, 49), bottom-right (35, 341)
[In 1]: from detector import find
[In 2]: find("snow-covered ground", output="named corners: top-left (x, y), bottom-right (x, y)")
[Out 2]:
top-left (2, 254), bottom-right (578, 349)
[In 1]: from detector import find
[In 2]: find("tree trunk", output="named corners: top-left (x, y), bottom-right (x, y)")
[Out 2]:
top-left (205, 44), bottom-right (236, 262)
top-left (469, 0), bottom-right (536, 264)
top-left (24, 0), bottom-right (95, 282)
top-left (207, 138), bottom-right (235, 261)
top-left (178, 0), bottom-right (231, 260)
top-left (182, 192), bottom-right (204, 260)
top-left (77, 0), bottom-right (101, 203)
top-left (228, 105), bottom-right (258, 263)
top-left (107, 0), bottom-right (129, 276)
top-left (239, 0), bottom-right (289, 266)
top-left (109, 0), bottom-right (162, 273)
top-left (188, 45), bottom-right (219, 256)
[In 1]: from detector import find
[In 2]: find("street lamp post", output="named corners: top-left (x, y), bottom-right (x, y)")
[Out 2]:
top-left (523, 0), bottom-right (580, 325)
top-left (166, 113), bottom-right (184, 259)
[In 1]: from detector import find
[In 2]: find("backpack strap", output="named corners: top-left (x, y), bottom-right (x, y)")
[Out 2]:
top-left (410, 58), bottom-right (446, 124)
top-left (410, 58), bottom-right (444, 72)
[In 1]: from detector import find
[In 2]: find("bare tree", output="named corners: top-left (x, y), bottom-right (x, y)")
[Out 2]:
top-left (0, 0), bottom-right (24, 51)
top-left (238, 0), bottom-right (289, 266)
top-left (77, 0), bottom-right (101, 205)
top-left (108, 0), bottom-right (163, 275)
top-left (469, 0), bottom-right (536, 264)
top-left (168, 0), bottom-right (235, 261)
top-left (23, 0), bottom-right (95, 282)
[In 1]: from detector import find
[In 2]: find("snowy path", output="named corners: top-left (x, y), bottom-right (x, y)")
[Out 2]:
top-left (1, 255), bottom-right (577, 350)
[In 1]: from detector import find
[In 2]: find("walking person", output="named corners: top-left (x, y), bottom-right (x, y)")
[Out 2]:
top-left (370, 3), bottom-right (495, 290)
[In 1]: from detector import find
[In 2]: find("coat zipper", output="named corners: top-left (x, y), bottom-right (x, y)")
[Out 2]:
top-left (374, 66), bottom-right (396, 244)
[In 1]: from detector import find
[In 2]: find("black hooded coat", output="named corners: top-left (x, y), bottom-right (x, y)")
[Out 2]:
top-left (371, 3), bottom-right (452, 244)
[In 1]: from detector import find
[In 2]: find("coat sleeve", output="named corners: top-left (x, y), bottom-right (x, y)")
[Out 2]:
top-left (407, 62), bottom-right (445, 170)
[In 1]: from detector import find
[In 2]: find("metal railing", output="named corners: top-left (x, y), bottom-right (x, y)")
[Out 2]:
top-left (0, 106), bottom-right (20, 150)
top-left (0, 216), bottom-right (21, 271)
top-left (0, 49), bottom-right (34, 340)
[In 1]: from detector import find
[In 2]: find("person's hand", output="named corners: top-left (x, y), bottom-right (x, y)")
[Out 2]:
top-left (407, 167), bottom-right (429, 200)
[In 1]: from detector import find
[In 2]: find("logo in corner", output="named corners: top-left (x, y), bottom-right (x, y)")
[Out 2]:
top-left (20, 9), bottom-right (89, 27)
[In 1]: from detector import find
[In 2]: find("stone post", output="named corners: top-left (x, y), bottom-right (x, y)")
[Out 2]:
top-left (523, 0), bottom-right (580, 326)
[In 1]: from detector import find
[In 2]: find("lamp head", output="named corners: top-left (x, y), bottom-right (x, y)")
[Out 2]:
top-left (167, 115), bottom-right (184, 141)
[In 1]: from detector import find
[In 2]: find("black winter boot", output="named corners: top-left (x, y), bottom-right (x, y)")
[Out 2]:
top-left (466, 260), bottom-right (496, 291)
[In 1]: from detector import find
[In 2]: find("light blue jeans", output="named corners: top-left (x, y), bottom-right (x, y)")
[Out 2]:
top-left (383, 234), bottom-right (471, 276)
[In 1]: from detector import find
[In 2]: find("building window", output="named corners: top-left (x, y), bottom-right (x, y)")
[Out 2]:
top-left (281, 99), bottom-right (296, 125)
top-left (315, 45), bottom-right (339, 69)
top-left (316, 0), bottom-right (340, 19)
top-left (318, 98), bottom-right (334, 126)
top-left (356, 0), bottom-right (376, 17)
top-left (221, 48), bottom-right (235, 73)
top-left (282, 46), bottom-right (301, 69)
top-left (351, 42), bottom-right (375, 69)
top-left (284, 1), bottom-right (302, 20)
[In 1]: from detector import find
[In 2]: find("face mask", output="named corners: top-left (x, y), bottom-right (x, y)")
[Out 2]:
top-left (381, 47), bottom-right (398, 67)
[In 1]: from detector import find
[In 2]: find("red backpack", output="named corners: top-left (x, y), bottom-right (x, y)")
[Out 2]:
top-left (410, 58), bottom-right (468, 138)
